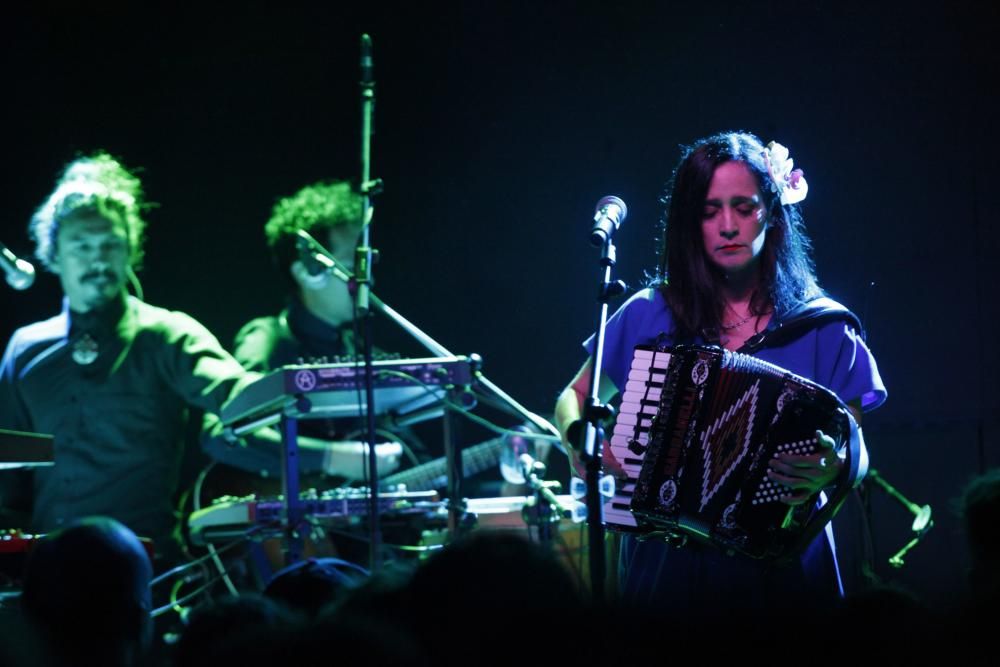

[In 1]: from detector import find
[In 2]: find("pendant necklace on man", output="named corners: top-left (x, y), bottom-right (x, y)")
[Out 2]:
top-left (72, 334), bottom-right (99, 365)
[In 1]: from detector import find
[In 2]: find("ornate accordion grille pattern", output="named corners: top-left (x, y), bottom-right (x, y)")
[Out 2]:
top-left (605, 344), bottom-right (849, 560)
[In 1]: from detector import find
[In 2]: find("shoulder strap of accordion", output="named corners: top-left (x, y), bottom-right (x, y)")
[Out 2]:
top-left (783, 409), bottom-right (865, 563)
top-left (743, 297), bottom-right (863, 353)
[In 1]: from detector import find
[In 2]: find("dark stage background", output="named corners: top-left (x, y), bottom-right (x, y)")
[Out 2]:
top-left (2, 1), bottom-right (997, 607)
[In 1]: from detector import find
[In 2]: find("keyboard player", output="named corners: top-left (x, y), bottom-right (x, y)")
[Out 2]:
top-left (198, 180), bottom-right (407, 569)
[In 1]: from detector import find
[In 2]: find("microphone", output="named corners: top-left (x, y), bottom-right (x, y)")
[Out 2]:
top-left (1, 243), bottom-right (35, 290)
top-left (499, 426), bottom-right (538, 485)
top-left (295, 233), bottom-right (334, 290)
top-left (518, 452), bottom-right (543, 481)
top-left (589, 195), bottom-right (627, 247)
top-left (295, 230), bottom-right (355, 291)
top-left (360, 34), bottom-right (374, 86)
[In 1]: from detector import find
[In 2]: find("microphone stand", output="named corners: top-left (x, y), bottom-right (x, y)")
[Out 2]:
top-left (518, 455), bottom-right (565, 547)
top-left (579, 238), bottom-right (626, 603)
top-left (298, 236), bottom-right (565, 546)
top-left (355, 32), bottom-right (384, 571)
top-left (866, 469), bottom-right (934, 568)
top-left (367, 292), bottom-right (564, 443)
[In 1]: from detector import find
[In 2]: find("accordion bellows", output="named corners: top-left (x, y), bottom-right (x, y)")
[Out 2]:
top-left (606, 344), bottom-right (854, 560)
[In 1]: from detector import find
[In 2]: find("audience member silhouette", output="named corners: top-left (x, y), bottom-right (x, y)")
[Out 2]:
top-left (263, 556), bottom-right (368, 618)
top-left (19, 516), bottom-right (153, 667)
top-left (958, 467), bottom-right (1000, 602)
top-left (403, 531), bottom-right (591, 663)
top-left (172, 592), bottom-right (300, 667)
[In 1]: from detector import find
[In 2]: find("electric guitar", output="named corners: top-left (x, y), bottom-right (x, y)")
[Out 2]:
top-left (380, 435), bottom-right (508, 491)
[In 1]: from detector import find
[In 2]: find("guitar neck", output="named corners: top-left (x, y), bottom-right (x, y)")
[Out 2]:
top-left (381, 436), bottom-right (505, 491)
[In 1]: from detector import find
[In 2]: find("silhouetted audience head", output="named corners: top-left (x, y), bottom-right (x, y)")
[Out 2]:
top-left (19, 516), bottom-right (153, 667)
top-left (327, 558), bottom-right (415, 617)
top-left (958, 467), bottom-right (1000, 599)
top-left (292, 608), bottom-right (428, 666)
top-left (280, 560), bottom-right (426, 665)
top-left (173, 592), bottom-right (300, 667)
top-left (405, 531), bottom-right (590, 662)
top-left (263, 556), bottom-right (368, 618)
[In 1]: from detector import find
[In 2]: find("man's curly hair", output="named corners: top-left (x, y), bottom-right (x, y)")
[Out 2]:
top-left (264, 180), bottom-right (362, 287)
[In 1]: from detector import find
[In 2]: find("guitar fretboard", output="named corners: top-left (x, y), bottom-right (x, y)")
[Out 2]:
top-left (380, 436), bottom-right (506, 491)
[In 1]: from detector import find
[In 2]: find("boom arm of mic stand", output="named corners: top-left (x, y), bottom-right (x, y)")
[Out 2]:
top-left (367, 293), bottom-right (563, 445)
top-left (867, 468), bottom-right (934, 568)
top-left (303, 236), bottom-right (564, 538)
top-left (369, 293), bottom-right (452, 357)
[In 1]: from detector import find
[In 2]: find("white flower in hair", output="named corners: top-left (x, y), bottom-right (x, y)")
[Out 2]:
top-left (762, 141), bottom-right (808, 205)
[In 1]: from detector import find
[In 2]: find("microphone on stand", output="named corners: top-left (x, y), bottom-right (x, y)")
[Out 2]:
top-left (360, 33), bottom-right (374, 86)
top-left (295, 230), bottom-right (354, 290)
top-left (506, 435), bottom-right (588, 529)
top-left (1, 243), bottom-right (36, 290)
top-left (357, 31), bottom-right (382, 571)
top-left (295, 235), bottom-right (332, 290)
top-left (518, 453), bottom-right (544, 481)
top-left (589, 196), bottom-right (627, 247)
top-left (499, 427), bottom-right (538, 485)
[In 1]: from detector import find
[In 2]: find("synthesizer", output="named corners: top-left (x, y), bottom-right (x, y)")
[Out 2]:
top-left (187, 488), bottom-right (440, 545)
top-left (221, 355), bottom-right (474, 431)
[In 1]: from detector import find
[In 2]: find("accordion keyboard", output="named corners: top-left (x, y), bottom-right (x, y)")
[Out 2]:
top-left (604, 347), bottom-right (672, 530)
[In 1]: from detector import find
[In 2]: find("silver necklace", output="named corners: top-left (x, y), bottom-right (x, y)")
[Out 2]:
top-left (720, 311), bottom-right (754, 331)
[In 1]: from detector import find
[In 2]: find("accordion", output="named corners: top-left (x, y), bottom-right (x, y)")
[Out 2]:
top-left (604, 344), bottom-right (860, 560)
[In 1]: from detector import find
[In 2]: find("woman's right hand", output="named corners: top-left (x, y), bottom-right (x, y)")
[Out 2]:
top-left (566, 425), bottom-right (628, 483)
top-left (555, 358), bottom-right (624, 481)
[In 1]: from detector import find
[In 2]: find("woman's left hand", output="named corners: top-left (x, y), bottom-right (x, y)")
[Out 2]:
top-left (767, 429), bottom-right (840, 506)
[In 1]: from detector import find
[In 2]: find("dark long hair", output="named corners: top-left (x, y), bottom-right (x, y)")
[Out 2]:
top-left (655, 131), bottom-right (822, 338)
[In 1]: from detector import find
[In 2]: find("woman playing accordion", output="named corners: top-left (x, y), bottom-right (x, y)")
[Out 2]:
top-left (555, 131), bottom-right (886, 615)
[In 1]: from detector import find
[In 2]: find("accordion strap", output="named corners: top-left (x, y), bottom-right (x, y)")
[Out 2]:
top-left (753, 298), bottom-right (865, 560)
top-left (781, 408), bottom-right (864, 562)
top-left (742, 297), bottom-right (863, 353)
